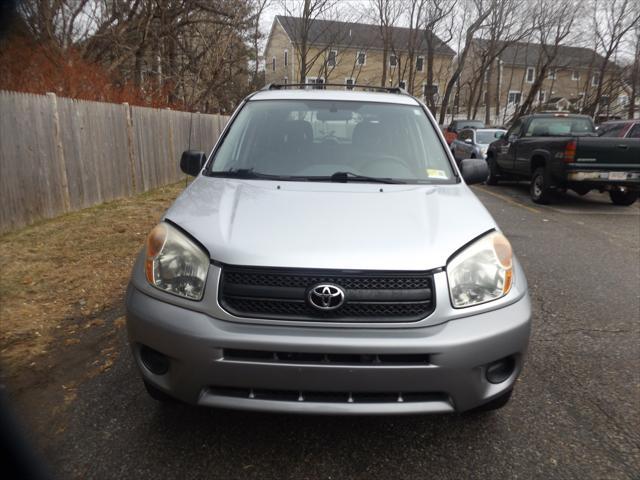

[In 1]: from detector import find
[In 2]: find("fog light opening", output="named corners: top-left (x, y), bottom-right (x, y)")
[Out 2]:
top-left (140, 345), bottom-right (170, 375)
top-left (485, 356), bottom-right (516, 384)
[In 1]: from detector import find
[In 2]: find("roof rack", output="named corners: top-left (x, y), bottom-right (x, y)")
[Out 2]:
top-left (262, 83), bottom-right (410, 96)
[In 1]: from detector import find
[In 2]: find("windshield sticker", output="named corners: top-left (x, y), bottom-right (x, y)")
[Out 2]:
top-left (427, 169), bottom-right (447, 179)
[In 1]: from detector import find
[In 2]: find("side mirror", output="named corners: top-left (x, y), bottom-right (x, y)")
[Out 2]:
top-left (464, 138), bottom-right (473, 144)
top-left (460, 158), bottom-right (489, 185)
top-left (180, 150), bottom-right (206, 176)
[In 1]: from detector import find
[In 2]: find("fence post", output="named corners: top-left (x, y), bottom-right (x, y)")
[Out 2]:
top-left (47, 92), bottom-right (71, 212)
top-left (123, 102), bottom-right (137, 193)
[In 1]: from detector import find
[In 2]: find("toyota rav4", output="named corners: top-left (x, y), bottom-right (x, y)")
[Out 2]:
top-left (125, 85), bottom-right (531, 414)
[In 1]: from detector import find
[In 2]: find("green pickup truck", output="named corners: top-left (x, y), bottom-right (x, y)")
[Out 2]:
top-left (486, 113), bottom-right (640, 205)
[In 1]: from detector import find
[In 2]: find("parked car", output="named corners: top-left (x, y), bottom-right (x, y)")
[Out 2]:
top-left (125, 86), bottom-right (531, 415)
top-left (596, 119), bottom-right (640, 138)
top-left (444, 119), bottom-right (485, 145)
top-left (486, 113), bottom-right (640, 205)
top-left (451, 128), bottom-right (506, 163)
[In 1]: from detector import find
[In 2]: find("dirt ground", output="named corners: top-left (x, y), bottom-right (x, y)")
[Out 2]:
top-left (0, 182), bottom-right (185, 378)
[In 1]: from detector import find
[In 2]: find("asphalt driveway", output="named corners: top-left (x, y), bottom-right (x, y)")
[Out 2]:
top-left (4, 182), bottom-right (639, 479)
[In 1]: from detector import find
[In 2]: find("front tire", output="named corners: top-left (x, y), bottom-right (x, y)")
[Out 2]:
top-left (609, 189), bottom-right (638, 206)
top-left (486, 156), bottom-right (500, 185)
top-left (531, 167), bottom-right (553, 204)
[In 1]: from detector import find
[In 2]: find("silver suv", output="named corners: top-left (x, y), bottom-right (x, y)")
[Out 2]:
top-left (125, 86), bottom-right (531, 414)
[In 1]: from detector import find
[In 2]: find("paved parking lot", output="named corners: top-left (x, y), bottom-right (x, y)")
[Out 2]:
top-left (6, 182), bottom-right (640, 479)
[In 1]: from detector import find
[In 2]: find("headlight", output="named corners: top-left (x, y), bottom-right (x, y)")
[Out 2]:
top-left (447, 231), bottom-right (513, 308)
top-left (145, 223), bottom-right (209, 300)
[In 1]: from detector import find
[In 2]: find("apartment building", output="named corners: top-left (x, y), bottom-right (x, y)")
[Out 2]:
top-left (460, 39), bottom-right (625, 124)
top-left (264, 15), bottom-right (455, 106)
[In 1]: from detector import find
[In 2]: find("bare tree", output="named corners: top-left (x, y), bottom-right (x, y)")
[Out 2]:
top-left (279, 0), bottom-right (342, 83)
top-left (369, 0), bottom-right (403, 87)
top-left (629, 21), bottom-right (640, 118)
top-left (422, 0), bottom-right (455, 111)
top-left (249, 0), bottom-right (272, 88)
top-left (438, 0), bottom-right (493, 124)
top-left (515, 0), bottom-right (577, 118)
top-left (584, 0), bottom-right (640, 117)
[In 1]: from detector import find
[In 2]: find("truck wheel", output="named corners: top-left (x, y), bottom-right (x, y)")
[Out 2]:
top-left (609, 189), bottom-right (638, 206)
top-left (531, 168), bottom-right (552, 204)
top-left (486, 157), bottom-right (500, 185)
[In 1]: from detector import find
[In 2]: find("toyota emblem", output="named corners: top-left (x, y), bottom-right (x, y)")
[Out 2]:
top-left (308, 284), bottom-right (345, 311)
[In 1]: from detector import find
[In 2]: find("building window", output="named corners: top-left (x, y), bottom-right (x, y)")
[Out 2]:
top-left (306, 77), bottom-right (324, 89)
top-left (284, 77), bottom-right (288, 85)
top-left (484, 69), bottom-right (490, 82)
top-left (526, 67), bottom-right (535, 83)
top-left (356, 51), bottom-right (366, 66)
top-left (389, 54), bottom-right (397, 67)
top-left (538, 90), bottom-right (546, 103)
top-left (423, 84), bottom-right (438, 99)
top-left (618, 95), bottom-right (629, 106)
top-left (592, 73), bottom-right (600, 86)
top-left (547, 69), bottom-right (557, 80)
top-left (599, 95), bottom-right (609, 106)
top-left (416, 56), bottom-right (424, 72)
top-left (272, 57), bottom-right (276, 72)
top-left (572, 70), bottom-right (580, 81)
top-left (345, 77), bottom-right (354, 90)
top-left (399, 80), bottom-right (406, 90)
top-left (508, 91), bottom-right (522, 105)
top-left (284, 49), bottom-right (288, 67)
top-left (327, 50), bottom-right (337, 67)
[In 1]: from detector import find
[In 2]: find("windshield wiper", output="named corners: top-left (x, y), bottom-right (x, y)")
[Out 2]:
top-left (327, 171), bottom-right (405, 184)
top-left (207, 168), bottom-right (293, 180)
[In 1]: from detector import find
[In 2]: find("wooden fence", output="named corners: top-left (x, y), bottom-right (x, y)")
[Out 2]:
top-left (0, 90), bottom-right (228, 234)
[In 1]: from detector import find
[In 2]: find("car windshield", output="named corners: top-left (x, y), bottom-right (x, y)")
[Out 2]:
top-left (523, 117), bottom-right (595, 137)
top-left (476, 130), bottom-right (505, 144)
top-left (207, 100), bottom-right (455, 184)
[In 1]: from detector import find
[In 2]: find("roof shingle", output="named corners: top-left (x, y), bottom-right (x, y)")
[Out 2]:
top-left (276, 15), bottom-right (455, 57)
top-left (473, 39), bottom-right (614, 70)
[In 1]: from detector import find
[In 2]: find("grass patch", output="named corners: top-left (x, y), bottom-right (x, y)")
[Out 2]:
top-left (0, 183), bottom-right (185, 372)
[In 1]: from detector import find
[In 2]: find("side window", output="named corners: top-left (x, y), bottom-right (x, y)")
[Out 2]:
top-left (507, 119), bottom-right (523, 139)
top-left (627, 123), bottom-right (640, 138)
top-left (459, 130), bottom-right (471, 141)
top-left (598, 123), bottom-right (625, 137)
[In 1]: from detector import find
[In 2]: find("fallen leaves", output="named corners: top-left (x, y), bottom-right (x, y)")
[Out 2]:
top-left (0, 182), bottom-right (184, 374)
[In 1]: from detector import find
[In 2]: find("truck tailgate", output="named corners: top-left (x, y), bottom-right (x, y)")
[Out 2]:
top-left (575, 137), bottom-right (640, 168)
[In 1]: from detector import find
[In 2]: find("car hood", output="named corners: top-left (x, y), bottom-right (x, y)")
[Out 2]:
top-left (164, 177), bottom-right (497, 271)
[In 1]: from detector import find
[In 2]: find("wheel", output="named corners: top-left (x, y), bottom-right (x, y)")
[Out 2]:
top-left (530, 167), bottom-right (553, 204)
top-left (609, 189), bottom-right (638, 206)
top-left (144, 380), bottom-right (176, 403)
top-left (467, 389), bottom-right (513, 414)
top-left (486, 156), bottom-right (500, 186)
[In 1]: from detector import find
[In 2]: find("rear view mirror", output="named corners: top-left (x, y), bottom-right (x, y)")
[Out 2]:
top-left (180, 150), bottom-right (206, 176)
top-left (460, 158), bottom-right (489, 185)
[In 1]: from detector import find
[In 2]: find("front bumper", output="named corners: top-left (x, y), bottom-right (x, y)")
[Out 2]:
top-left (126, 283), bottom-right (531, 414)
